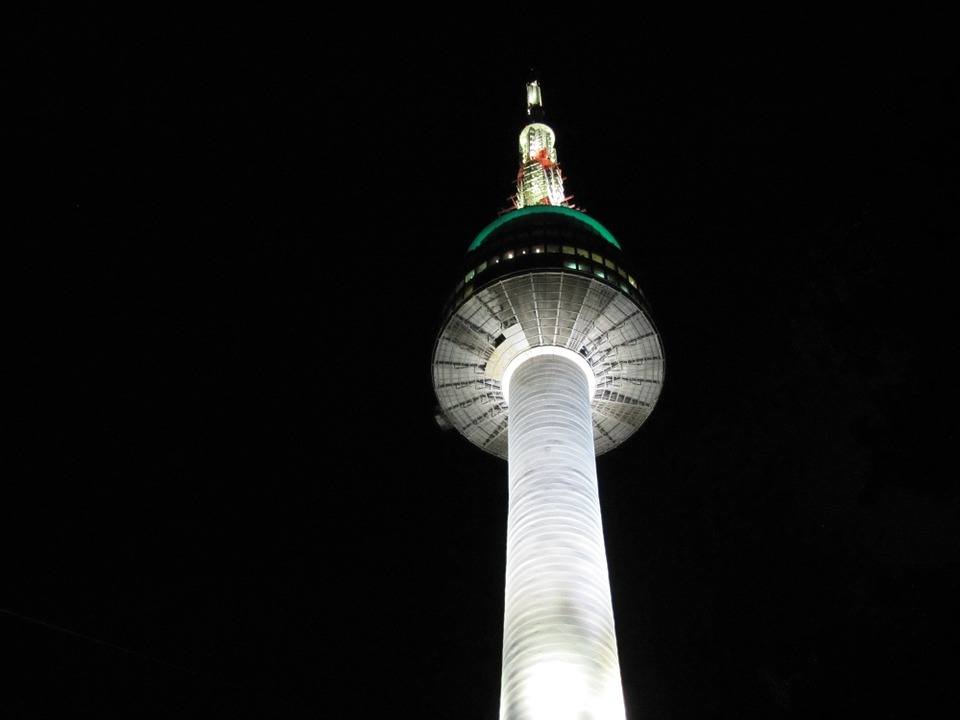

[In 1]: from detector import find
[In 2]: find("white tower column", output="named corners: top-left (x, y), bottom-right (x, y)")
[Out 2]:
top-left (500, 349), bottom-right (626, 720)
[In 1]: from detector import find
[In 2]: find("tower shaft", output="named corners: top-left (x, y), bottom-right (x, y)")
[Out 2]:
top-left (501, 352), bottom-right (626, 720)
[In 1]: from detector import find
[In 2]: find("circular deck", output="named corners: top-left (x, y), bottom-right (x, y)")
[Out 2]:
top-left (432, 270), bottom-right (664, 458)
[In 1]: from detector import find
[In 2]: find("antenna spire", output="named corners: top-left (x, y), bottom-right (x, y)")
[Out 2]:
top-left (514, 80), bottom-right (569, 209)
top-left (525, 79), bottom-right (544, 121)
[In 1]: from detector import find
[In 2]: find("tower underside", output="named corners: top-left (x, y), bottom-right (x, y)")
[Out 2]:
top-left (433, 270), bottom-right (664, 458)
top-left (501, 352), bottom-right (625, 720)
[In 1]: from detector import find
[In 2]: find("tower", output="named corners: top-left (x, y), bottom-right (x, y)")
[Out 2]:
top-left (431, 81), bottom-right (665, 720)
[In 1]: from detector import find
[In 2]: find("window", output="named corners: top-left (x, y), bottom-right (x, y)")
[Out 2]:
top-left (477, 261), bottom-right (487, 274)
top-left (546, 244), bottom-right (559, 254)
top-left (591, 252), bottom-right (603, 264)
top-left (605, 258), bottom-right (616, 269)
top-left (628, 275), bottom-right (637, 288)
top-left (576, 248), bottom-right (589, 258)
top-left (563, 260), bottom-right (578, 270)
top-left (465, 269), bottom-right (475, 283)
top-left (562, 246), bottom-right (575, 255)
top-left (594, 268), bottom-right (606, 279)
top-left (504, 250), bottom-right (515, 260)
top-left (532, 245), bottom-right (544, 254)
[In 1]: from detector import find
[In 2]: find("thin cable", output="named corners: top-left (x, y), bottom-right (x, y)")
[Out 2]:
top-left (0, 605), bottom-right (241, 688)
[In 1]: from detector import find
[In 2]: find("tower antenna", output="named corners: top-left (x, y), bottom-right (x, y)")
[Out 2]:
top-left (515, 79), bottom-right (567, 209)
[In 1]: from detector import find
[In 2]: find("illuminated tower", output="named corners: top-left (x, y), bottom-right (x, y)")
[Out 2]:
top-left (431, 81), bottom-right (664, 720)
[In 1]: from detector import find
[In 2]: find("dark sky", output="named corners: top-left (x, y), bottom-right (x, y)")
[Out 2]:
top-left (9, 15), bottom-right (959, 719)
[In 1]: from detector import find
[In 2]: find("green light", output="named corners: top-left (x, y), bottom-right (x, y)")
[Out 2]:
top-left (467, 206), bottom-right (623, 253)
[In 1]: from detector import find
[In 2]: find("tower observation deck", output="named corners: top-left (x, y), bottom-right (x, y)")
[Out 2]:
top-left (431, 81), bottom-right (665, 720)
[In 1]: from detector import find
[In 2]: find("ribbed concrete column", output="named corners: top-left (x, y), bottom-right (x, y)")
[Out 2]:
top-left (500, 350), bottom-right (626, 720)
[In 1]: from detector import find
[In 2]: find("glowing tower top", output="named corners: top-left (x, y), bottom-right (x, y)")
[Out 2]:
top-left (432, 80), bottom-right (664, 458)
top-left (514, 80), bottom-right (568, 208)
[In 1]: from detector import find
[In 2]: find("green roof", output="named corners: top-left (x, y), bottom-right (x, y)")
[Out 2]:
top-left (467, 206), bottom-right (622, 253)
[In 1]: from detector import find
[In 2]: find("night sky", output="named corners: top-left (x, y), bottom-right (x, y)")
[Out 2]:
top-left (9, 16), bottom-right (959, 719)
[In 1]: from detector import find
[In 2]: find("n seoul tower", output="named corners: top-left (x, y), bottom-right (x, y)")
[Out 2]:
top-left (431, 81), bottom-right (665, 720)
